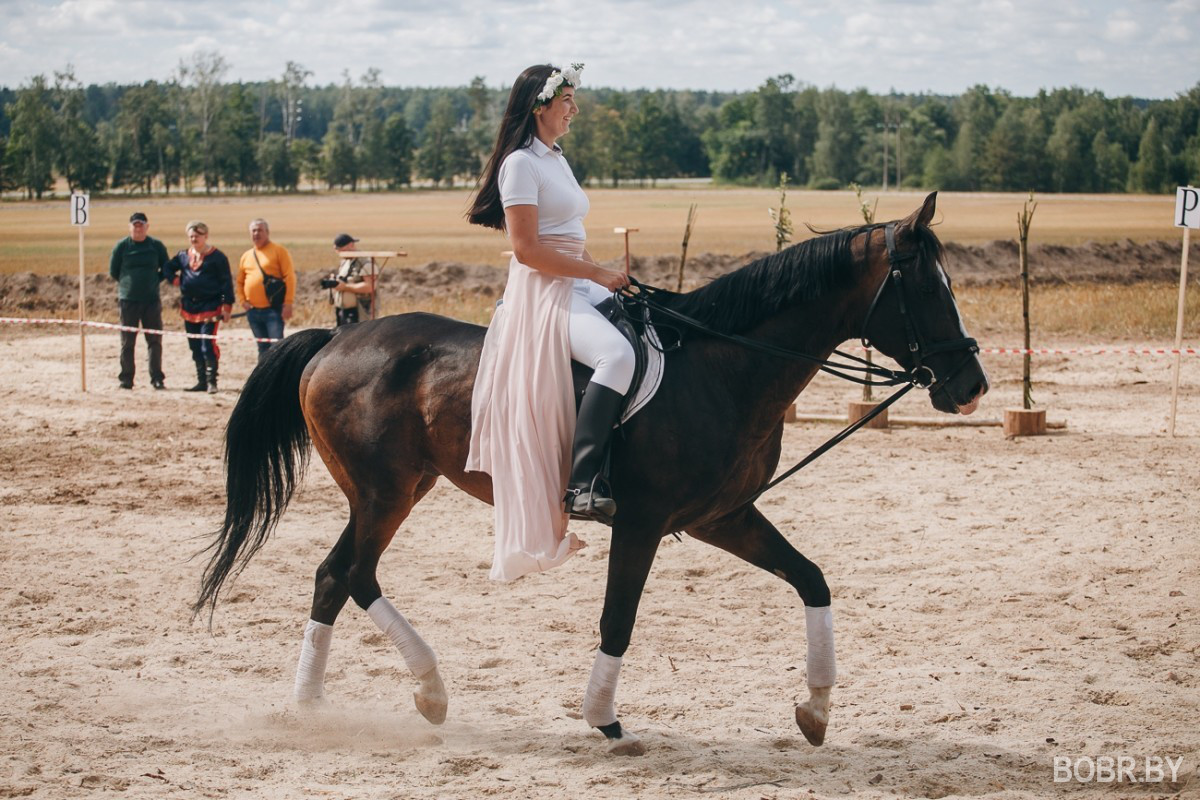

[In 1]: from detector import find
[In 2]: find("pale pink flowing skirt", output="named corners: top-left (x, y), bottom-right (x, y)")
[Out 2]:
top-left (466, 236), bottom-right (585, 581)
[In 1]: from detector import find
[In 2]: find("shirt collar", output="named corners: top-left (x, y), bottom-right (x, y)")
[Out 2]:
top-left (527, 137), bottom-right (562, 157)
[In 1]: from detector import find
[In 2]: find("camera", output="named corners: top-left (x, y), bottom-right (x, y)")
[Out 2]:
top-left (320, 275), bottom-right (340, 289)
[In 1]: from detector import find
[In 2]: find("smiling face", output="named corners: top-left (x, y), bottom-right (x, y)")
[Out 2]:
top-left (188, 228), bottom-right (208, 251)
top-left (249, 222), bottom-right (270, 248)
top-left (129, 220), bottom-right (148, 242)
top-left (534, 86), bottom-right (578, 144)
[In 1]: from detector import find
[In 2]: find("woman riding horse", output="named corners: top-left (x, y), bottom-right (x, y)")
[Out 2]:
top-left (195, 191), bottom-right (988, 755)
top-left (465, 63), bottom-right (635, 582)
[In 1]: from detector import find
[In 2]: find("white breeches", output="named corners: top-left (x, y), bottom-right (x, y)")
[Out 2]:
top-left (569, 281), bottom-right (635, 395)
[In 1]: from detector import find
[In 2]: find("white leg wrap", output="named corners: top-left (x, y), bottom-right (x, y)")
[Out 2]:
top-left (805, 605), bottom-right (836, 688)
top-left (367, 597), bottom-right (438, 678)
top-left (582, 649), bottom-right (622, 727)
top-left (293, 619), bottom-right (333, 702)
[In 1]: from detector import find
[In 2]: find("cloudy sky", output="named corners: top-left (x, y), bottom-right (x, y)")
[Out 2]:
top-left (1, 0), bottom-right (1196, 97)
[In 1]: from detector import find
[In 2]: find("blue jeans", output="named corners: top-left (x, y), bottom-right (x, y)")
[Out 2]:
top-left (246, 307), bottom-right (284, 362)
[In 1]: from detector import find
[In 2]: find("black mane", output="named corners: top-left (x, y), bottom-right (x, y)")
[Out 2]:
top-left (658, 223), bottom-right (883, 335)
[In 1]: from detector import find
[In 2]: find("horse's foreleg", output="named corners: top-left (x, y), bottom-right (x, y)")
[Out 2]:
top-left (688, 505), bottom-right (834, 746)
top-left (586, 527), bottom-right (660, 756)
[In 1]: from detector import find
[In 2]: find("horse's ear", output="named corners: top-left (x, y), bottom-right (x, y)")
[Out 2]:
top-left (900, 191), bottom-right (938, 231)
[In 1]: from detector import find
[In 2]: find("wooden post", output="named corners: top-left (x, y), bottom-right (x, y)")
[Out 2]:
top-left (850, 188), bottom-right (881, 421)
top-left (1007, 192), bottom-right (1046, 436)
top-left (614, 227), bottom-right (638, 275)
top-left (70, 192), bottom-right (90, 392)
top-left (848, 399), bottom-right (889, 429)
top-left (1169, 226), bottom-right (1191, 437)
top-left (78, 225), bottom-right (87, 392)
top-left (677, 204), bottom-right (697, 292)
top-left (1018, 192), bottom-right (1037, 410)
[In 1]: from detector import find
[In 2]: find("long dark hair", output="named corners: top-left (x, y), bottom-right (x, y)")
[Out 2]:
top-left (467, 64), bottom-right (558, 231)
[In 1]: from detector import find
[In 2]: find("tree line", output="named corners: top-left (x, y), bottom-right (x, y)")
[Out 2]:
top-left (2, 53), bottom-right (1197, 199)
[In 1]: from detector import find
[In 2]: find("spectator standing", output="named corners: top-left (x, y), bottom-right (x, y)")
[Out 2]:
top-left (330, 233), bottom-right (376, 326)
top-left (235, 218), bottom-right (296, 361)
top-left (163, 220), bottom-right (234, 393)
top-left (109, 211), bottom-right (168, 389)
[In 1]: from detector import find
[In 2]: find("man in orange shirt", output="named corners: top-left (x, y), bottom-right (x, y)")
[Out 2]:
top-left (235, 218), bottom-right (296, 362)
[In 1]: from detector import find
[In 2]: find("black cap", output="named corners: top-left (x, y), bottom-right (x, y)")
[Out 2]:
top-left (129, 212), bottom-right (148, 223)
top-left (333, 233), bottom-right (358, 248)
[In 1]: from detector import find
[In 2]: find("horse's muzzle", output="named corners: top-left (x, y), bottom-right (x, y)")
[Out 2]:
top-left (930, 356), bottom-right (989, 415)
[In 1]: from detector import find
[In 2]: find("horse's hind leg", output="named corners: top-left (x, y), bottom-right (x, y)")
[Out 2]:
top-left (295, 473), bottom-right (447, 724)
top-left (293, 516), bottom-right (356, 705)
top-left (341, 475), bottom-right (448, 724)
top-left (687, 505), bottom-right (834, 746)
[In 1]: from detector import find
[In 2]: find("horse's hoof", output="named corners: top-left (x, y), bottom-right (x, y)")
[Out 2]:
top-left (295, 694), bottom-right (329, 711)
top-left (414, 670), bottom-right (448, 725)
top-left (607, 731), bottom-right (646, 757)
top-left (794, 702), bottom-right (828, 746)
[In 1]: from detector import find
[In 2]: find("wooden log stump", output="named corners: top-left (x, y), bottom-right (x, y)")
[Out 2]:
top-left (848, 400), bottom-right (889, 429)
top-left (1003, 408), bottom-right (1047, 437)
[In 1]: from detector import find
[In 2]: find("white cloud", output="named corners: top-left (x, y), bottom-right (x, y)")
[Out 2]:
top-left (1104, 16), bottom-right (1139, 42)
top-left (0, 0), bottom-right (1195, 97)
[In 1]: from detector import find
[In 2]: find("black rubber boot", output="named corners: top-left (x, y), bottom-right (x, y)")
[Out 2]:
top-left (565, 381), bottom-right (624, 525)
top-left (205, 359), bottom-right (218, 394)
top-left (185, 361), bottom-right (207, 392)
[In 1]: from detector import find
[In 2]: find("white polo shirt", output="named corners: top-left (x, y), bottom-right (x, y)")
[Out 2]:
top-left (498, 137), bottom-right (589, 240)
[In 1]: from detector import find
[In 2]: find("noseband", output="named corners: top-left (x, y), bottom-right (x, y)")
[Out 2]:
top-left (859, 223), bottom-right (979, 392)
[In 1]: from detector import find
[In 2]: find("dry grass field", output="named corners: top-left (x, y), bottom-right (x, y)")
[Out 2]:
top-left (2, 187), bottom-right (1194, 340)
top-left (0, 187), bottom-right (1180, 277)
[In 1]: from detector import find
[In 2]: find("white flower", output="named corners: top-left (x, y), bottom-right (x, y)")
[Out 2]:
top-left (537, 62), bottom-right (584, 104)
top-left (562, 63), bottom-right (584, 88)
top-left (537, 72), bottom-right (564, 103)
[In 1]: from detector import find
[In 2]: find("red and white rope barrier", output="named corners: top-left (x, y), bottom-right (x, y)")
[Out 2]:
top-left (0, 316), bottom-right (280, 343)
top-left (844, 345), bottom-right (1200, 357)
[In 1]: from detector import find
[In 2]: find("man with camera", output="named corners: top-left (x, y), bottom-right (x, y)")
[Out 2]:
top-left (235, 218), bottom-right (295, 361)
top-left (326, 233), bottom-right (375, 327)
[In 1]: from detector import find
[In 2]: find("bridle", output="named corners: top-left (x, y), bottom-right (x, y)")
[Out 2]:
top-left (858, 223), bottom-right (979, 393)
top-left (614, 221), bottom-right (982, 510)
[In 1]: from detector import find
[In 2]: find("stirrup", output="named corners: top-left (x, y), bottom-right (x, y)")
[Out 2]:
top-left (565, 475), bottom-right (616, 526)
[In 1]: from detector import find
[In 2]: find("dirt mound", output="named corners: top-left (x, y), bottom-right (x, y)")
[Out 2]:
top-left (2, 239), bottom-right (1195, 316)
top-left (944, 239), bottom-right (1192, 286)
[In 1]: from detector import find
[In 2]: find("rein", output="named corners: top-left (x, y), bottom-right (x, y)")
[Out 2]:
top-left (614, 222), bottom-right (979, 510)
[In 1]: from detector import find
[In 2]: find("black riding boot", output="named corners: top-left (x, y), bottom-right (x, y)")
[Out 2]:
top-left (185, 360), bottom-right (207, 392)
top-left (205, 358), bottom-right (218, 394)
top-left (565, 381), bottom-right (624, 525)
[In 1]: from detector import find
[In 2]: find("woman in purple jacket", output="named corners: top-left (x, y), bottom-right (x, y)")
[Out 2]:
top-left (163, 221), bottom-right (234, 393)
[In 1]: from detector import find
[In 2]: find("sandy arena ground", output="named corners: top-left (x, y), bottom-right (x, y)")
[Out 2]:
top-left (1, 325), bottom-right (1197, 799)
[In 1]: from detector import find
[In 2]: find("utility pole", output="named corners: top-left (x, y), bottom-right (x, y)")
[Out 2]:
top-left (877, 116), bottom-right (899, 191)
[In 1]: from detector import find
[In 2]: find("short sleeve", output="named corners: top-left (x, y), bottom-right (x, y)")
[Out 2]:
top-left (498, 151), bottom-right (539, 208)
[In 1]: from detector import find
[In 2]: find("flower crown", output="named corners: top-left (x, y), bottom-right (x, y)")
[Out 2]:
top-left (536, 63), bottom-right (584, 106)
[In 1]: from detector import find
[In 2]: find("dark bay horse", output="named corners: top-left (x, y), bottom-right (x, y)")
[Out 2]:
top-left (195, 192), bottom-right (988, 755)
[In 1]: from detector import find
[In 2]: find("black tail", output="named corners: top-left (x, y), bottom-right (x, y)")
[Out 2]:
top-left (193, 328), bottom-right (335, 622)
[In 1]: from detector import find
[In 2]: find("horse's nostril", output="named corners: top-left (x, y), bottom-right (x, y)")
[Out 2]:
top-left (972, 379), bottom-right (989, 398)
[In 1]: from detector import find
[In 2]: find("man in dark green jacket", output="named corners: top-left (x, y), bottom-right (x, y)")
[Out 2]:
top-left (109, 211), bottom-right (169, 389)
